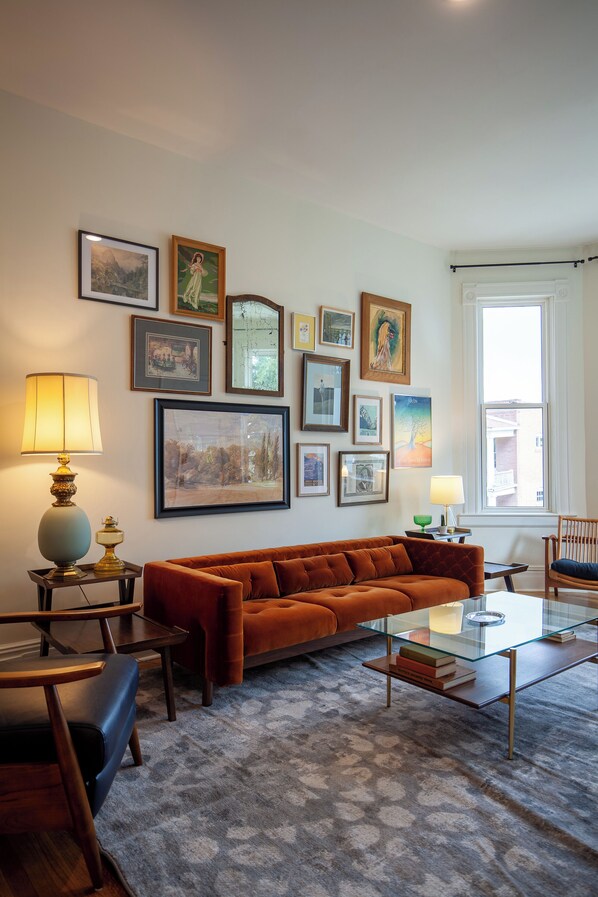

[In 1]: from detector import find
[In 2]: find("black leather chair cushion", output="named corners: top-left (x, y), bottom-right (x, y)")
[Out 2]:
top-left (0, 654), bottom-right (138, 786)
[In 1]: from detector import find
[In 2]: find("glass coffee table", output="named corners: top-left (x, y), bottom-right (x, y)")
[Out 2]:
top-left (358, 591), bottom-right (598, 759)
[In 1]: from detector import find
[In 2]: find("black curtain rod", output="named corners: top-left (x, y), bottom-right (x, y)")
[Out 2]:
top-left (450, 259), bottom-right (585, 272)
top-left (588, 255), bottom-right (598, 262)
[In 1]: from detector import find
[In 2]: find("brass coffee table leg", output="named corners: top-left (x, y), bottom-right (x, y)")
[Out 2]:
top-left (387, 635), bottom-right (392, 707)
top-left (499, 648), bottom-right (517, 759)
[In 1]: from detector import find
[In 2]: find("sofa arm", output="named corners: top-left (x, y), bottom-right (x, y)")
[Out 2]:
top-left (391, 536), bottom-right (484, 597)
top-left (143, 561), bottom-right (244, 686)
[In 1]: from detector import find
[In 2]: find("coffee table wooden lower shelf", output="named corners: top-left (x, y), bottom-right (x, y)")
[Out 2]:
top-left (363, 637), bottom-right (597, 755)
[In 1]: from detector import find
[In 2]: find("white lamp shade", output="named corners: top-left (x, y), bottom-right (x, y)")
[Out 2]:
top-left (429, 475), bottom-right (464, 506)
top-left (21, 373), bottom-right (103, 454)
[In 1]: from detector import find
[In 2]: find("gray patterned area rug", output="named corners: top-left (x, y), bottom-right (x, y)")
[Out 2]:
top-left (96, 636), bottom-right (598, 897)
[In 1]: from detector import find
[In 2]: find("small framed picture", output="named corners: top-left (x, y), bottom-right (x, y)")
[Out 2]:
top-left (319, 305), bottom-right (355, 348)
top-left (301, 353), bottom-right (350, 432)
top-left (338, 451), bottom-right (390, 507)
top-left (353, 395), bottom-right (383, 445)
top-left (297, 443), bottom-right (330, 497)
top-left (131, 315), bottom-right (211, 395)
top-left (171, 235), bottom-right (225, 321)
top-left (78, 230), bottom-right (158, 310)
top-left (292, 313), bottom-right (316, 351)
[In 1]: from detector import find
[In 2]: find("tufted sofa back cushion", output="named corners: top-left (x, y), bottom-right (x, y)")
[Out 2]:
top-left (274, 553), bottom-right (354, 595)
top-left (196, 561), bottom-right (280, 601)
top-left (344, 544), bottom-right (413, 583)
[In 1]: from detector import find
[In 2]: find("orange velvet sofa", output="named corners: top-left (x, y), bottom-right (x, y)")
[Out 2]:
top-left (143, 535), bottom-right (484, 705)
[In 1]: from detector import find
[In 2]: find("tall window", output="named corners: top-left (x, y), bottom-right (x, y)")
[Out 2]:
top-left (481, 304), bottom-right (546, 510)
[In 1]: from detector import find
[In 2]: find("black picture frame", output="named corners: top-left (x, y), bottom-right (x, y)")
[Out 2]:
top-left (131, 315), bottom-right (211, 395)
top-left (78, 230), bottom-right (159, 310)
top-left (154, 399), bottom-right (291, 518)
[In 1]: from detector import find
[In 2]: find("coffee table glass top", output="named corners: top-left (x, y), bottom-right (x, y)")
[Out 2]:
top-left (358, 591), bottom-right (598, 662)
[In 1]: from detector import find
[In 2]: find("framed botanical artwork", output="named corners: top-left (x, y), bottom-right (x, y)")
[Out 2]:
top-left (154, 399), bottom-right (290, 518)
top-left (301, 353), bottom-right (350, 432)
top-left (171, 235), bottom-right (225, 321)
top-left (131, 315), bottom-right (211, 395)
top-left (319, 305), bottom-right (355, 349)
top-left (391, 393), bottom-right (432, 468)
top-left (296, 443), bottom-right (330, 497)
top-left (226, 294), bottom-right (284, 396)
top-left (361, 292), bottom-right (411, 384)
top-left (292, 312), bottom-right (316, 352)
top-left (338, 451), bottom-right (390, 507)
top-left (78, 230), bottom-right (158, 310)
top-left (353, 395), bottom-right (383, 445)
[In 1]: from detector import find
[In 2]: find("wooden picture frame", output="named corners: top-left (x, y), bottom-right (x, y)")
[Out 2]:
top-left (353, 395), bottom-right (383, 445)
top-left (319, 305), bottom-right (355, 349)
top-left (225, 294), bottom-right (284, 396)
top-left (131, 315), bottom-right (211, 395)
top-left (296, 443), bottom-right (330, 497)
top-left (171, 235), bottom-right (225, 321)
top-left (154, 399), bottom-right (290, 517)
top-left (301, 353), bottom-right (350, 432)
top-left (291, 313), bottom-right (316, 351)
top-left (78, 230), bottom-right (158, 310)
top-left (360, 292), bottom-right (411, 384)
top-left (338, 450), bottom-right (390, 507)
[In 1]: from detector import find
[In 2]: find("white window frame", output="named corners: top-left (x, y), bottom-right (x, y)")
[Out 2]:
top-left (461, 280), bottom-right (571, 527)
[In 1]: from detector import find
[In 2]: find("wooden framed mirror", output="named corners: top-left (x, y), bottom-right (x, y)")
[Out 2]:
top-left (226, 294), bottom-right (284, 396)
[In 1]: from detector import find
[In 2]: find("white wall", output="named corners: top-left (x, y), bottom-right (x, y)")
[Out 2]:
top-left (0, 92), bottom-right (454, 643)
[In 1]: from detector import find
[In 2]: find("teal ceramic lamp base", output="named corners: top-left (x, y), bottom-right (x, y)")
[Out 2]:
top-left (38, 503), bottom-right (91, 579)
top-left (413, 514), bottom-right (432, 532)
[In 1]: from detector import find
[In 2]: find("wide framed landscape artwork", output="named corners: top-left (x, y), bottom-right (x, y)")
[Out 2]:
top-left (338, 450), bottom-right (389, 507)
top-left (361, 292), bottom-right (411, 384)
top-left (296, 443), bottom-right (330, 497)
top-left (78, 230), bottom-right (158, 309)
top-left (131, 315), bottom-right (211, 395)
top-left (171, 235), bottom-right (225, 321)
top-left (353, 394), bottom-right (382, 445)
top-left (301, 353), bottom-right (350, 432)
top-left (391, 393), bottom-right (432, 468)
top-left (154, 399), bottom-right (290, 517)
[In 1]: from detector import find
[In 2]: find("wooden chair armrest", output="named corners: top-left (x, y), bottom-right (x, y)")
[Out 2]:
top-left (0, 659), bottom-right (105, 688)
top-left (0, 602), bottom-right (142, 626)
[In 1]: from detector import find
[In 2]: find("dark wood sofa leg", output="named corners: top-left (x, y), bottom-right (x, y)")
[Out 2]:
top-left (202, 679), bottom-right (213, 707)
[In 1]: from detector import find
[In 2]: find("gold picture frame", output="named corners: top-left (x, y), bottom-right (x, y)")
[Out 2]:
top-left (291, 313), bottom-right (316, 351)
top-left (360, 292), bottom-right (411, 384)
top-left (171, 235), bottom-right (225, 322)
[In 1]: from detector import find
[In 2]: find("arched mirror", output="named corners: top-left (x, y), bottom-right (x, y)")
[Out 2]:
top-left (226, 294), bottom-right (284, 396)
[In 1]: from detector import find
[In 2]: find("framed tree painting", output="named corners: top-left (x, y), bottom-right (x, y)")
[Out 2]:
top-left (78, 230), bottom-right (158, 310)
top-left (338, 450), bottom-right (389, 507)
top-left (391, 393), bottom-right (432, 468)
top-left (131, 315), bottom-right (211, 395)
top-left (319, 306), bottom-right (354, 348)
top-left (361, 292), bottom-right (411, 384)
top-left (353, 395), bottom-right (382, 445)
top-left (301, 353), bottom-right (350, 432)
top-left (171, 235), bottom-right (225, 321)
top-left (296, 443), bottom-right (330, 497)
top-left (154, 399), bottom-right (290, 517)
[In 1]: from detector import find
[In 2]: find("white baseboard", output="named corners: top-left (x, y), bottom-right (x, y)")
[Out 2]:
top-left (0, 638), bottom-right (40, 662)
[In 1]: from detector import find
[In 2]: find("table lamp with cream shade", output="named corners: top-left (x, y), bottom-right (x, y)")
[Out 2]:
top-left (429, 475), bottom-right (464, 532)
top-left (21, 373), bottom-right (103, 580)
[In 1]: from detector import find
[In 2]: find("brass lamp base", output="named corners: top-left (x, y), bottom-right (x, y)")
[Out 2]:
top-left (45, 562), bottom-right (87, 581)
top-left (94, 547), bottom-right (126, 576)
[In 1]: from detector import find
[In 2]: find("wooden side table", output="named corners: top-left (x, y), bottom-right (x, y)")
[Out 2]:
top-left (484, 561), bottom-right (529, 592)
top-left (28, 563), bottom-right (143, 612)
top-left (405, 527), bottom-right (472, 544)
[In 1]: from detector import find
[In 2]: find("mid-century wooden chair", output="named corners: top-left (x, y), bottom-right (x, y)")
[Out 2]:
top-left (0, 604), bottom-right (143, 890)
top-left (544, 515), bottom-right (598, 598)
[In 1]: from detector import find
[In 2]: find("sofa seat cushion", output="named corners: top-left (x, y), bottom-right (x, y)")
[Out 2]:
top-left (242, 599), bottom-right (337, 657)
top-left (273, 553), bottom-right (354, 596)
top-left (286, 585), bottom-right (411, 631)
top-left (344, 544), bottom-right (413, 582)
top-left (196, 560), bottom-right (280, 600)
top-left (359, 575), bottom-right (469, 610)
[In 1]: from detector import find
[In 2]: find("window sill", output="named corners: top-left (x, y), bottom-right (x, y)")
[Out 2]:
top-left (459, 513), bottom-right (559, 528)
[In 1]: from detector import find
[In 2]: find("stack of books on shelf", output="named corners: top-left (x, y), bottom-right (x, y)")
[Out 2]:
top-left (546, 630), bottom-right (576, 643)
top-left (390, 644), bottom-right (476, 690)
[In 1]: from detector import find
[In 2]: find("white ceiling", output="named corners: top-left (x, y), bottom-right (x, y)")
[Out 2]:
top-left (2, 0), bottom-right (598, 250)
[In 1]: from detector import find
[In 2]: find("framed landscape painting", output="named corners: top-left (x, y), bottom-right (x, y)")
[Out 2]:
top-left (338, 450), bottom-right (389, 507)
top-left (391, 393), bottom-right (432, 468)
top-left (319, 305), bottom-right (354, 348)
top-left (361, 292), bottom-right (411, 384)
top-left (131, 315), bottom-right (211, 395)
top-left (297, 443), bottom-right (330, 497)
top-left (171, 235), bottom-right (225, 321)
top-left (301, 353), bottom-right (350, 432)
top-left (353, 395), bottom-right (382, 445)
top-left (154, 399), bottom-right (290, 517)
top-left (78, 230), bottom-right (158, 309)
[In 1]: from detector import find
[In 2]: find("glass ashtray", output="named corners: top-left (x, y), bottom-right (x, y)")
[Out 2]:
top-left (465, 610), bottom-right (506, 626)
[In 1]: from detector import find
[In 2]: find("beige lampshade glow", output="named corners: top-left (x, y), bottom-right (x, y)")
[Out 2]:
top-left (21, 373), bottom-right (103, 455)
top-left (429, 475), bottom-right (464, 506)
